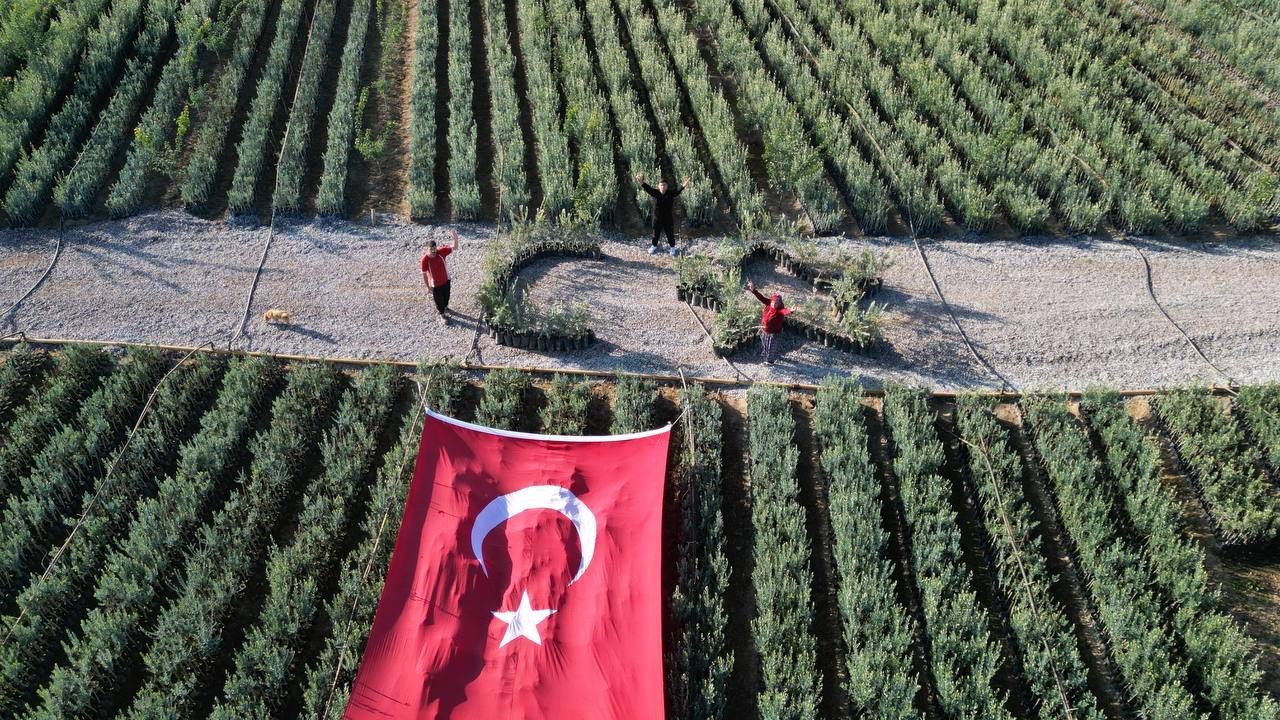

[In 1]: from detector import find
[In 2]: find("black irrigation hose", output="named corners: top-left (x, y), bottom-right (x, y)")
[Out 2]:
top-left (228, 223), bottom-right (276, 351)
top-left (1, 220), bottom-right (65, 335)
top-left (911, 236), bottom-right (1015, 392)
top-left (1126, 238), bottom-right (1235, 389)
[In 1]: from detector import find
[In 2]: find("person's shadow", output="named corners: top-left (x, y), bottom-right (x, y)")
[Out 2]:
top-left (446, 310), bottom-right (482, 332)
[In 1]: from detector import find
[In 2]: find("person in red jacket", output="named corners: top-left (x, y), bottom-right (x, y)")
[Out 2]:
top-left (746, 280), bottom-right (791, 365)
top-left (421, 228), bottom-right (460, 325)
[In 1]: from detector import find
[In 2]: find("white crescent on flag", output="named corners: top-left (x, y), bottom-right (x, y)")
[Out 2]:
top-left (469, 484), bottom-right (598, 585)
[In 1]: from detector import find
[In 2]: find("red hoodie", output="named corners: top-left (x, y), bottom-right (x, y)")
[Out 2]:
top-left (751, 288), bottom-right (791, 334)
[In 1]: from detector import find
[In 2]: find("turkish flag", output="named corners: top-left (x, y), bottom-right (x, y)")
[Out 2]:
top-left (343, 409), bottom-right (671, 720)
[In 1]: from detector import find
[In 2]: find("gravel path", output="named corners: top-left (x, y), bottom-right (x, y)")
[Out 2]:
top-left (2, 210), bottom-right (1278, 390)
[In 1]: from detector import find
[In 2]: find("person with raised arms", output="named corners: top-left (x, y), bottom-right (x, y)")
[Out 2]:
top-left (635, 172), bottom-right (691, 256)
top-left (746, 279), bottom-right (792, 365)
top-left (422, 228), bottom-right (460, 325)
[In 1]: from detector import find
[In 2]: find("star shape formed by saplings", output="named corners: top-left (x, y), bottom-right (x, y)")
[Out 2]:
top-left (492, 590), bottom-right (556, 647)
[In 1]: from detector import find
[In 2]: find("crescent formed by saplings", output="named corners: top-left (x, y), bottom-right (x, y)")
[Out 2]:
top-left (469, 485), bottom-right (598, 585)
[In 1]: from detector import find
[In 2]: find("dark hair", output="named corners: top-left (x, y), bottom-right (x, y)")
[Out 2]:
top-left (428, 240), bottom-right (438, 248)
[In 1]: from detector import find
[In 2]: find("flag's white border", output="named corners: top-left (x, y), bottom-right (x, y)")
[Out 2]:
top-left (425, 408), bottom-right (672, 442)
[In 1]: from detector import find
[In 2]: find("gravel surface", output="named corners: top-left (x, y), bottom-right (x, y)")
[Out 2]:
top-left (2, 210), bottom-right (1278, 390)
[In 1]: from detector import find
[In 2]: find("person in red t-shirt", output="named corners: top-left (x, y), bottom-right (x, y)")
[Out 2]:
top-left (421, 228), bottom-right (460, 325)
top-left (746, 279), bottom-right (792, 365)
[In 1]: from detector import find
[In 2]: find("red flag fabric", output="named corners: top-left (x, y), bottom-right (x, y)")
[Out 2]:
top-left (344, 409), bottom-right (672, 720)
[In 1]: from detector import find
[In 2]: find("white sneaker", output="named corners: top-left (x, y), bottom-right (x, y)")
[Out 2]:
top-left (648, 245), bottom-right (658, 255)
top-left (668, 246), bottom-right (678, 257)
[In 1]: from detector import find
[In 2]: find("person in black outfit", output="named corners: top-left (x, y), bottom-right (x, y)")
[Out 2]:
top-left (636, 172), bottom-right (691, 256)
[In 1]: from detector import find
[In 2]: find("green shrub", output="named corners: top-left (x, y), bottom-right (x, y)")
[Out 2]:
top-left (420, 359), bottom-right (464, 414)
top-left (745, 386), bottom-right (820, 718)
top-left (545, 0), bottom-right (616, 224)
top-left (55, 0), bottom-right (209, 218)
top-left (668, 384), bottom-right (731, 718)
top-left (3, 0), bottom-right (151, 224)
top-left (512, 0), bottom-right (573, 214)
top-left (0, 0), bottom-right (65, 79)
top-left (814, 378), bottom-right (918, 717)
top-left (0, 0), bottom-right (114, 185)
top-left (480, 0), bottom-right (530, 220)
top-left (539, 374), bottom-right (591, 435)
top-left (610, 376), bottom-right (656, 434)
top-left (475, 368), bottom-right (529, 430)
top-left (104, 0), bottom-right (232, 216)
top-left (116, 362), bottom-right (341, 719)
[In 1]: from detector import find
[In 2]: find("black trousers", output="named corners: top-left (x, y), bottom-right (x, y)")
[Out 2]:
top-left (430, 281), bottom-right (451, 314)
top-left (652, 218), bottom-right (675, 247)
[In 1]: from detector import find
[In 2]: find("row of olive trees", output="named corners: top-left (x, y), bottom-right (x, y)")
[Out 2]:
top-left (2, 0), bottom-right (153, 223)
top-left (225, 0), bottom-right (315, 214)
top-left (746, 386), bottom-right (821, 718)
top-left (0, 354), bottom-right (223, 714)
top-left (272, 0), bottom-right (349, 213)
top-left (1021, 396), bottom-right (1203, 720)
top-left (0, 346), bottom-right (111, 506)
top-left (953, 396), bottom-right (1103, 720)
top-left (299, 362), bottom-right (460, 719)
top-left (1154, 388), bottom-right (1280, 546)
top-left (480, 0), bottom-right (531, 220)
top-left (103, 0), bottom-right (232, 216)
top-left (881, 386), bottom-right (1011, 719)
top-left (694, 0), bottom-right (866, 235)
top-left (1083, 391), bottom-right (1278, 720)
top-left (617, 0), bottom-right (763, 229)
top-left (315, 0), bottom-right (378, 215)
top-left (0, 348), bottom-right (168, 602)
top-left (26, 355), bottom-right (281, 719)
top-left (782, 0), bottom-right (991, 231)
top-left (543, 0), bottom-right (617, 224)
top-left (0, 0), bottom-right (115, 190)
top-left (813, 379), bottom-right (918, 717)
top-left (210, 365), bottom-right (400, 718)
top-left (180, 0), bottom-right (275, 209)
top-left (55, 0), bottom-right (221, 219)
top-left (119, 363), bottom-right (343, 719)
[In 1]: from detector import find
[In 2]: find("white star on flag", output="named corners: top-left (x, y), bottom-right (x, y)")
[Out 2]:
top-left (492, 590), bottom-right (556, 647)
